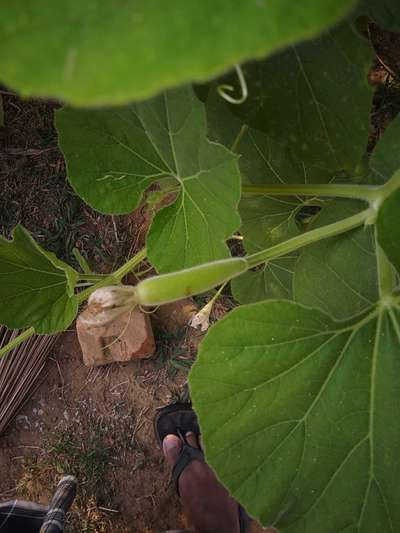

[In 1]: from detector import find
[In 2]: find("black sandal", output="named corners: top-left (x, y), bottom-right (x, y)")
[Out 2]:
top-left (154, 402), bottom-right (249, 532)
top-left (154, 402), bottom-right (205, 495)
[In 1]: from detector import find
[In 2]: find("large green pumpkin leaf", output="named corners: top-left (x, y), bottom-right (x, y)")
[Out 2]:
top-left (0, 225), bottom-right (79, 333)
top-left (376, 181), bottom-right (400, 272)
top-left (56, 105), bottom-right (170, 214)
top-left (202, 18), bottom-right (373, 303)
top-left (224, 20), bottom-right (373, 177)
top-left (190, 299), bottom-right (400, 531)
top-left (146, 177), bottom-right (240, 273)
top-left (0, 0), bottom-right (358, 106)
top-left (57, 86), bottom-right (241, 272)
top-left (294, 199), bottom-right (378, 319)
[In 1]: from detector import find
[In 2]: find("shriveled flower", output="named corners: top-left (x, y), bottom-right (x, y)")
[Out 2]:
top-left (189, 300), bottom-right (213, 332)
top-left (80, 285), bottom-right (137, 327)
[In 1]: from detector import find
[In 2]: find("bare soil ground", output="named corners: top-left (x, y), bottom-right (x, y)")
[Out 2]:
top-left (0, 328), bottom-right (202, 533)
top-left (0, 331), bottom-right (189, 532)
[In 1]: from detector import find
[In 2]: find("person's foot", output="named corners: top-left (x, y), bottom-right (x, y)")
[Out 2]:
top-left (163, 432), bottom-right (241, 533)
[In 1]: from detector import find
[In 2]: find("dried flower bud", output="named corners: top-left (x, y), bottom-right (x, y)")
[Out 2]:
top-left (189, 300), bottom-right (213, 332)
top-left (81, 285), bottom-right (137, 327)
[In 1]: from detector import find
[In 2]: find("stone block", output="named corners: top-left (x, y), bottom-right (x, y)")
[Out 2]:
top-left (76, 307), bottom-right (155, 367)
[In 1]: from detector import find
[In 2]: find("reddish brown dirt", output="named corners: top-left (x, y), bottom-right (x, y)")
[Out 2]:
top-left (0, 329), bottom-right (191, 532)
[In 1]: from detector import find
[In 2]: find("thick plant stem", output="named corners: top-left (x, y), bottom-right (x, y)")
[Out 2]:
top-left (231, 125), bottom-right (249, 153)
top-left (78, 247), bottom-right (147, 303)
top-left (78, 278), bottom-right (116, 303)
top-left (376, 237), bottom-right (395, 298)
top-left (374, 171), bottom-right (400, 300)
top-left (242, 183), bottom-right (379, 201)
top-left (113, 247), bottom-right (147, 282)
top-left (246, 208), bottom-right (373, 269)
top-left (380, 168), bottom-right (400, 200)
top-left (206, 280), bottom-right (228, 310)
top-left (78, 273), bottom-right (108, 281)
top-left (0, 327), bottom-right (35, 358)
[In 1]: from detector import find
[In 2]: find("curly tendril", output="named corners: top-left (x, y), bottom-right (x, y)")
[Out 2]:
top-left (217, 64), bottom-right (248, 105)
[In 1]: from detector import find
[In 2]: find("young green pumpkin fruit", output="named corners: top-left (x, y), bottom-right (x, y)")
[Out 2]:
top-left (85, 257), bottom-right (247, 325)
top-left (134, 257), bottom-right (248, 306)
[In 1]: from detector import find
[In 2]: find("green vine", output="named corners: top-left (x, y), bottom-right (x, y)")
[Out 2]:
top-left (241, 183), bottom-right (379, 201)
top-left (246, 207), bottom-right (373, 268)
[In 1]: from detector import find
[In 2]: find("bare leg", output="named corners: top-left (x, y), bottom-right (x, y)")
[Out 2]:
top-left (163, 432), bottom-right (241, 533)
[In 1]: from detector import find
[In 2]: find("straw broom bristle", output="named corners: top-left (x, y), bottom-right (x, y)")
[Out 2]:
top-left (0, 326), bottom-right (57, 436)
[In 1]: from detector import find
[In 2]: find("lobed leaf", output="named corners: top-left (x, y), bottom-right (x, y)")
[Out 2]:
top-left (190, 299), bottom-right (400, 531)
top-left (0, 226), bottom-right (79, 333)
top-left (224, 21), bottom-right (373, 178)
top-left (57, 86), bottom-right (241, 272)
top-left (202, 17), bottom-right (374, 303)
top-left (56, 105), bottom-right (170, 214)
top-left (0, 0), bottom-right (357, 106)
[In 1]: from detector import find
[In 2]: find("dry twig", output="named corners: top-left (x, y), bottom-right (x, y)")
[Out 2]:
top-left (0, 326), bottom-right (57, 435)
